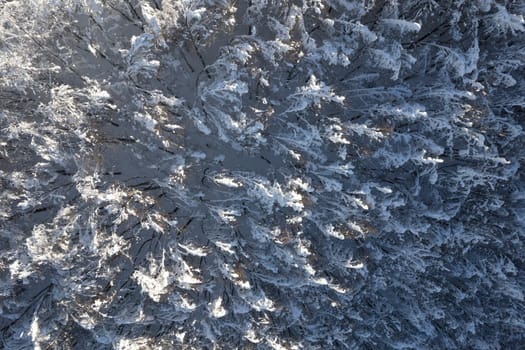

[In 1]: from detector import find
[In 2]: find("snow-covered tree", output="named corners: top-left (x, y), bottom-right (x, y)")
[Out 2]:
top-left (1, 0), bottom-right (524, 348)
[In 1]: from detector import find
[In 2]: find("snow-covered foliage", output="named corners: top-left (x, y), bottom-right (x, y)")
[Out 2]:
top-left (1, 0), bottom-right (524, 348)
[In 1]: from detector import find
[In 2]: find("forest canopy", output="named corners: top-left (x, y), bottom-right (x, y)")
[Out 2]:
top-left (0, 0), bottom-right (524, 348)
